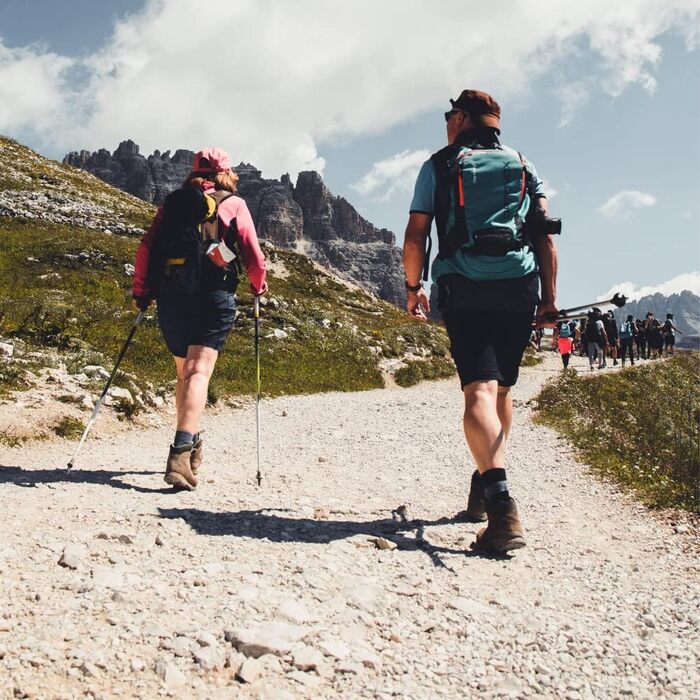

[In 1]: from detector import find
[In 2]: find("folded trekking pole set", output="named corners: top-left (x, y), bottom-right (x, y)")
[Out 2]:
top-left (539, 292), bottom-right (628, 325)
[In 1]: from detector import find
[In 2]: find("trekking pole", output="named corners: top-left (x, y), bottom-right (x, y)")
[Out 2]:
top-left (66, 311), bottom-right (146, 470)
top-left (534, 293), bottom-right (628, 329)
top-left (254, 296), bottom-right (262, 487)
top-left (552, 292), bottom-right (627, 319)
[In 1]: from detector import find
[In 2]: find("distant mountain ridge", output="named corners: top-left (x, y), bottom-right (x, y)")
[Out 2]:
top-left (616, 290), bottom-right (700, 348)
top-left (63, 141), bottom-right (406, 307)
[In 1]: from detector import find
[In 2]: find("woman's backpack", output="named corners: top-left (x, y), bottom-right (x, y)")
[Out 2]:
top-left (147, 187), bottom-right (235, 297)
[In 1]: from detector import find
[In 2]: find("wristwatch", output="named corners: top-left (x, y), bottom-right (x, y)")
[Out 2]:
top-left (404, 279), bottom-right (423, 293)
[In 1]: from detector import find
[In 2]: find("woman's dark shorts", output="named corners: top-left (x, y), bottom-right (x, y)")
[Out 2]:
top-left (439, 273), bottom-right (538, 389)
top-left (156, 289), bottom-right (236, 358)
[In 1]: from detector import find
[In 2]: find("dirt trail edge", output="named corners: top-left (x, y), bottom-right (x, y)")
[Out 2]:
top-left (1, 353), bottom-right (698, 699)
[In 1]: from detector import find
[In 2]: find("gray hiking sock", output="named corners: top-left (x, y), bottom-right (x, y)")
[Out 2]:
top-left (174, 430), bottom-right (194, 448)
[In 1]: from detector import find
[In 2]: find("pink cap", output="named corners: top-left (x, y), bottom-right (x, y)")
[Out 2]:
top-left (192, 147), bottom-right (232, 173)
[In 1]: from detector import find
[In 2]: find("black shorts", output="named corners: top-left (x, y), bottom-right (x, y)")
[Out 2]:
top-left (664, 334), bottom-right (675, 347)
top-left (157, 289), bottom-right (236, 358)
top-left (439, 274), bottom-right (539, 389)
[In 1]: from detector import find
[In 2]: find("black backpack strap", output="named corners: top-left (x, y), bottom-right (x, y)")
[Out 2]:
top-left (422, 232), bottom-right (432, 282)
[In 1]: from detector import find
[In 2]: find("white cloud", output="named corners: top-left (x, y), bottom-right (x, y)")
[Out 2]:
top-left (0, 41), bottom-right (75, 147)
top-left (599, 271), bottom-right (700, 302)
top-left (0, 0), bottom-right (697, 177)
top-left (598, 190), bottom-right (657, 219)
top-left (557, 80), bottom-right (592, 128)
top-left (541, 179), bottom-right (559, 200)
top-left (351, 149), bottom-right (431, 202)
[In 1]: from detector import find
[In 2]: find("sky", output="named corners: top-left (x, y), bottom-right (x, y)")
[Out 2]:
top-left (0, 0), bottom-right (698, 307)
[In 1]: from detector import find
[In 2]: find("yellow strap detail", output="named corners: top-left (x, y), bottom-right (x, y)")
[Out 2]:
top-left (203, 194), bottom-right (217, 221)
top-left (165, 257), bottom-right (186, 266)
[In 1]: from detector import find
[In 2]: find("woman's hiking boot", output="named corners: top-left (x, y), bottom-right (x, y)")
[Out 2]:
top-left (164, 444), bottom-right (198, 490)
top-left (190, 433), bottom-right (204, 475)
top-left (471, 497), bottom-right (526, 553)
top-left (456, 469), bottom-right (487, 522)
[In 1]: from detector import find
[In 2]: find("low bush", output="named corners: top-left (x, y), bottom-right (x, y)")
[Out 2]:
top-left (395, 357), bottom-right (455, 388)
top-left (53, 416), bottom-right (85, 440)
top-left (534, 354), bottom-right (699, 511)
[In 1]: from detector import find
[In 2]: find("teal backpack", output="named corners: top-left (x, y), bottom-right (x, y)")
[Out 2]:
top-left (433, 143), bottom-right (530, 260)
top-left (620, 321), bottom-right (634, 340)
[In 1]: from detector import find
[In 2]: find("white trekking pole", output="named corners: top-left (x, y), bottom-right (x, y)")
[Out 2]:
top-left (66, 311), bottom-right (146, 470)
top-left (254, 296), bottom-right (262, 487)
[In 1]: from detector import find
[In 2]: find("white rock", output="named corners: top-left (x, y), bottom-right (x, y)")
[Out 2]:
top-left (292, 645), bottom-right (324, 672)
top-left (196, 632), bottom-right (218, 648)
top-left (108, 386), bottom-right (133, 402)
top-left (318, 639), bottom-right (350, 659)
top-left (371, 537), bottom-right (397, 551)
top-left (265, 329), bottom-right (288, 340)
top-left (193, 645), bottom-right (224, 671)
top-left (277, 600), bottom-right (315, 625)
top-left (0, 342), bottom-right (14, 358)
top-left (58, 543), bottom-right (87, 570)
top-left (227, 622), bottom-right (309, 658)
top-left (154, 659), bottom-right (186, 686)
top-left (236, 657), bottom-right (262, 683)
top-left (130, 658), bottom-right (145, 672)
top-left (82, 365), bottom-right (109, 378)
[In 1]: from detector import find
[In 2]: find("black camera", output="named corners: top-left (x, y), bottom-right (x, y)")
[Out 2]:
top-left (526, 206), bottom-right (562, 236)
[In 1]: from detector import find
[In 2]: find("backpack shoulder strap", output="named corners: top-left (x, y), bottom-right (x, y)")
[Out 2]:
top-left (202, 190), bottom-right (235, 240)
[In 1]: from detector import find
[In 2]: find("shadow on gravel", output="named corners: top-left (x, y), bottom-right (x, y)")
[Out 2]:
top-left (0, 465), bottom-right (172, 494)
top-left (158, 508), bottom-right (512, 570)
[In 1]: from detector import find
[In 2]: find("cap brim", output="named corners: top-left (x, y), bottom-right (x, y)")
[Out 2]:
top-left (480, 114), bottom-right (500, 129)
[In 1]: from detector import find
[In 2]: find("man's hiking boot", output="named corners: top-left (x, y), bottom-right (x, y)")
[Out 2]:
top-left (190, 433), bottom-right (204, 475)
top-left (471, 497), bottom-right (526, 554)
top-left (456, 469), bottom-right (487, 522)
top-left (164, 444), bottom-right (198, 490)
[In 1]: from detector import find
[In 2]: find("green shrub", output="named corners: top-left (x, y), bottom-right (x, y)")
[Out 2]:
top-left (0, 218), bottom-right (452, 398)
top-left (53, 416), bottom-right (85, 439)
top-left (521, 347), bottom-right (543, 367)
top-left (534, 354), bottom-right (700, 511)
top-left (395, 357), bottom-right (455, 388)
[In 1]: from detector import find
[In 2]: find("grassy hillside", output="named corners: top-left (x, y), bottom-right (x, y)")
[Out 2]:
top-left (535, 354), bottom-right (699, 512)
top-left (0, 136), bottom-right (453, 402)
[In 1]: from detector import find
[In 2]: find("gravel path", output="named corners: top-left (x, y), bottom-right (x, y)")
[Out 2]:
top-left (1, 352), bottom-right (698, 699)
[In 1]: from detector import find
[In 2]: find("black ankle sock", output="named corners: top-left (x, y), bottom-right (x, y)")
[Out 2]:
top-left (174, 430), bottom-right (194, 448)
top-left (481, 468), bottom-right (510, 503)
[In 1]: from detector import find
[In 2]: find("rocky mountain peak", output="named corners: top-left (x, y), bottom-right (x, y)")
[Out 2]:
top-left (63, 141), bottom-right (406, 306)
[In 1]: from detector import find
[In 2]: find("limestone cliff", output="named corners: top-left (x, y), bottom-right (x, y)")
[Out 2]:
top-left (64, 142), bottom-right (406, 307)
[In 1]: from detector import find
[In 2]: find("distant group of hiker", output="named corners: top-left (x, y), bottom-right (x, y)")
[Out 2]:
top-left (552, 310), bottom-right (682, 371)
top-left (129, 88), bottom-right (562, 555)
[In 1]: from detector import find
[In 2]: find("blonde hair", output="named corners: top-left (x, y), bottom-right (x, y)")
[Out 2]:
top-left (185, 169), bottom-right (239, 193)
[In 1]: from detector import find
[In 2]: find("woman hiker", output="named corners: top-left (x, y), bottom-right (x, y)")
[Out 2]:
top-left (132, 147), bottom-right (267, 489)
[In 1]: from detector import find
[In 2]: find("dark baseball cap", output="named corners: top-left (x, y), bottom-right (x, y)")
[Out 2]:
top-left (450, 89), bottom-right (501, 130)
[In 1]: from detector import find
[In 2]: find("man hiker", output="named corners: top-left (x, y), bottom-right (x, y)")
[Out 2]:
top-left (645, 312), bottom-right (663, 360)
top-left (634, 318), bottom-right (647, 360)
top-left (603, 310), bottom-right (619, 366)
top-left (619, 314), bottom-right (637, 367)
top-left (402, 89), bottom-right (559, 554)
top-left (662, 313), bottom-right (682, 356)
top-left (584, 308), bottom-right (608, 370)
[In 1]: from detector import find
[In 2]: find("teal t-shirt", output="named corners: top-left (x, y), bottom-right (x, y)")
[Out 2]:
top-left (410, 146), bottom-right (546, 283)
